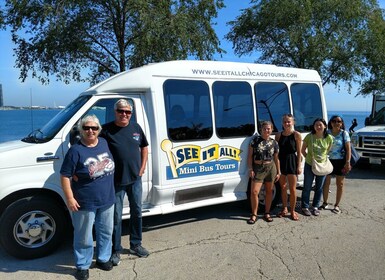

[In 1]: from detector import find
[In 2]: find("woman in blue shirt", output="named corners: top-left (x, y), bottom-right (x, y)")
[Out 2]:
top-left (60, 115), bottom-right (115, 280)
top-left (321, 115), bottom-right (351, 214)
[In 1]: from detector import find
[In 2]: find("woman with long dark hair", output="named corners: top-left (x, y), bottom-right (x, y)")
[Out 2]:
top-left (301, 118), bottom-right (333, 216)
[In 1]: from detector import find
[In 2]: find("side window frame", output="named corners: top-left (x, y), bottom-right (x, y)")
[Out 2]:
top-left (163, 79), bottom-right (213, 142)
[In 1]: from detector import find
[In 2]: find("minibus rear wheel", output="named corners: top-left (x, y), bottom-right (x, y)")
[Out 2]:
top-left (0, 195), bottom-right (67, 259)
top-left (246, 180), bottom-right (282, 213)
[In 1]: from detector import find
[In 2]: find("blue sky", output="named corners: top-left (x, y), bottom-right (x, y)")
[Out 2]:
top-left (0, 0), bottom-right (382, 111)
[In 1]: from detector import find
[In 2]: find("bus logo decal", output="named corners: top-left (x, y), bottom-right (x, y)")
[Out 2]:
top-left (161, 139), bottom-right (242, 179)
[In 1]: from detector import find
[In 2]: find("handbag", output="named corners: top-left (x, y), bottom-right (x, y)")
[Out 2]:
top-left (312, 157), bottom-right (333, 176)
top-left (311, 135), bottom-right (333, 176)
top-left (341, 130), bottom-right (360, 166)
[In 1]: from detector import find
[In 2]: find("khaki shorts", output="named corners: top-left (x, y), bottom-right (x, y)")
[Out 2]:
top-left (252, 162), bottom-right (277, 183)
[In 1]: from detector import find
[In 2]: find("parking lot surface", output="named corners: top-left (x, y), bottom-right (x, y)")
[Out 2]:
top-left (1, 165), bottom-right (384, 280)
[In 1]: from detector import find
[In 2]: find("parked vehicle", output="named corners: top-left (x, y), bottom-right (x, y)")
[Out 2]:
top-left (351, 93), bottom-right (385, 165)
top-left (0, 60), bottom-right (327, 258)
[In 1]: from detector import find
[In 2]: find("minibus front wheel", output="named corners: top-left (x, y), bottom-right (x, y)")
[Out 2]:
top-left (0, 195), bottom-right (68, 259)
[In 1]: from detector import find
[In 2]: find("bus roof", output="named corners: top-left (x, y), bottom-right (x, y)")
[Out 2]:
top-left (84, 60), bottom-right (322, 94)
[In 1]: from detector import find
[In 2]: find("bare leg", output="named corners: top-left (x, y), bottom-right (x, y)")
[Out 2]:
top-left (335, 175), bottom-right (345, 207)
top-left (278, 175), bottom-right (288, 217)
top-left (323, 175), bottom-right (332, 203)
top-left (250, 181), bottom-right (262, 219)
top-left (287, 174), bottom-right (299, 220)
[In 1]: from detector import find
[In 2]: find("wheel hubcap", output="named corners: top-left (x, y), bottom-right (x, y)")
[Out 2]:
top-left (13, 211), bottom-right (56, 248)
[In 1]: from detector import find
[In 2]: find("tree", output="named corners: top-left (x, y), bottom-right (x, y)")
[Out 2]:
top-left (226, 0), bottom-right (385, 96)
top-left (4, 0), bottom-right (224, 85)
top-left (359, 7), bottom-right (385, 95)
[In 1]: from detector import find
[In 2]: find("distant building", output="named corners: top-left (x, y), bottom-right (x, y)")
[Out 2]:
top-left (0, 84), bottom-right (3, 107)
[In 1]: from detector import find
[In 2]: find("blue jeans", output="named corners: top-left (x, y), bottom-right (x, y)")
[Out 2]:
top-left (113, 178), bottom-right (143, 252)
top-left (71, 204), bottom-right (114, 270)
top-left (301, 163), bottom-right (326, 209)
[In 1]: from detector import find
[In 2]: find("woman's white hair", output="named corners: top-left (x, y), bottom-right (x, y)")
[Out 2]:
top-left (77, 114), bottom-right (102, 133)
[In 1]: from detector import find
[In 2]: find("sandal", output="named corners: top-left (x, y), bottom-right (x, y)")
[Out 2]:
top-left (277, 208), bottom-right (288, 218)
top-left (319, 202), bottom-right (329, 210)
top-left (331, 206), bottom-right (341, 214)
top-left (247, 214), bottom-right (257, 224)
top-left (264, 213), bottom-right (273, 223)
top-left (290, 211), bottom-right (299, 221)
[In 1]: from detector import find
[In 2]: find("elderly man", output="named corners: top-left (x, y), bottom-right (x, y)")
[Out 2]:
top-left (101, 99), bottom-right (149, 265)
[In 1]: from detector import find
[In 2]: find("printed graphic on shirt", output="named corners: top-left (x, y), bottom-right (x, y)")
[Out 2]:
top-left (133, 132), bottom-right (140, 141)
top-left (161, 139), bottom-right (241, 179)
top-left (84, 152), bottom-right (115, 179)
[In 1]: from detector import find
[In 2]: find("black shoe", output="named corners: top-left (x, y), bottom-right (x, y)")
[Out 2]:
top-left (128, 245), bottom-right (150, 258)
top-left (95, 260), bottom-right (113, 271)
top-left (75, 269), bottom-right (89, 280)
top-left (110, 252), bottom-right (121, 266)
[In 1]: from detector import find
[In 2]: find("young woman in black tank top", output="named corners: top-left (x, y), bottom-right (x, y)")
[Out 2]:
top-left (275, 114), bottom-right (302, 221)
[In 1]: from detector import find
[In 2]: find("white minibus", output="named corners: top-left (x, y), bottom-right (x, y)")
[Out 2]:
top-left (0, 60), bottom-right (327, 258)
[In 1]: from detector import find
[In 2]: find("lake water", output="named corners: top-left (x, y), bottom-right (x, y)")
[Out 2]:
top-left (0, 109), bottom-right (371, 143)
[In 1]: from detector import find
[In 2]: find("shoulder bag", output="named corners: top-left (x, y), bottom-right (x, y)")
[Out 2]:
top-left (311, 135), bottom-right (333, 176)
top-left (341, 130), bottom-right (360, 166)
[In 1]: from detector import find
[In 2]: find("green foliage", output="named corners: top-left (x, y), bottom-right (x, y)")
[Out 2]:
top-left (226, 0), bottom-right (385, 96)
top-left (4, 0), bottom-right (224, 85)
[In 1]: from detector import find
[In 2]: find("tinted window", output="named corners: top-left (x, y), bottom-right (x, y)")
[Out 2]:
top-left (213, 81), bottom-right (254, 138)
top-left (85, 98), bottom-right (137, 125)
top-left (291, 83), bottom-right (322, 132)
top-left (70, 98), bottom-right (137, 144)
top-left (254, 82), bottom-right (290, 132)
top-left (164, 79), bottom-right (213, 141)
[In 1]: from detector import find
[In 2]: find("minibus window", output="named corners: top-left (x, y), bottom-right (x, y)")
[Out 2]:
top-left (22, 95), bottom-right (91, 143)
top-left (291, 83), bottom-right (322, 132)
top-left (69, 98), bottom-right (137, 145)
top-left (164, 79), bottom-right (213, 141)
top-left (213, 81), bottom-right (254, 138)
top-left (254, 82), bottom-right (290, 133)
top-left (84, 98), bottom-right (136, 125)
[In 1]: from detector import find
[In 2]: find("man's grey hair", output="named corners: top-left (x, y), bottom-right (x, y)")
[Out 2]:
top-left (114, 99), bottom-right (133, 110)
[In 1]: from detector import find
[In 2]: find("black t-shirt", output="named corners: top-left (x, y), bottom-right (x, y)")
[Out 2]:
top-left (101, 121), bottom-right (148, 185)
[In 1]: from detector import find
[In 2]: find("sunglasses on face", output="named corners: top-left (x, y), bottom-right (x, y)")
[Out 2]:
top-left (82, 126), bottom-right (99, 131)
top-left (116, 109), bottom-right (132, 115)
top-left (332, 120), bottom-right (342, 123)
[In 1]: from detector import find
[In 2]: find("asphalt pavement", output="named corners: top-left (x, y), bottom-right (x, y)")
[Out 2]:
top-left (1, 165), bottom-right (384, 280)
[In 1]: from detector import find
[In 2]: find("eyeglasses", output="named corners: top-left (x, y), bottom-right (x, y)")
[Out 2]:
top-left (116, 109), bottom-right (132, 115)
top-left (332, 120), bottom-right (342, 123)
top-left (82, 126), bottom-right (99, 131)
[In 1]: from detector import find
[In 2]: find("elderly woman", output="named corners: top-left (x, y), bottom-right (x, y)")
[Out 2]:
top-left (60, 115), bottom-right (115, 280)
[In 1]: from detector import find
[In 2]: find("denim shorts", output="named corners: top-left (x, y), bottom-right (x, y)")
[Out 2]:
top-left (252, 162), bottom-right (277, 183)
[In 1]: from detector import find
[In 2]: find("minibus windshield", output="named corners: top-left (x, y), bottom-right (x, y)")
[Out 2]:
top-left (22, 95), bottom-right (91, 143)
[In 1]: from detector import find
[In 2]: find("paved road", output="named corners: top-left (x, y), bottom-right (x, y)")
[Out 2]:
top-left (1, 165), bottom-right (384, 280)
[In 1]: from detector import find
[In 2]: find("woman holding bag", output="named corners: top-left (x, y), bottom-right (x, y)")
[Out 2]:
top-left (320, 115), bottom-right (351, 214)
top-left (301, 118), bottom-right (333, 216)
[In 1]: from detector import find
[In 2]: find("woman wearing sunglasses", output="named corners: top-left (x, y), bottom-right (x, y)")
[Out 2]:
top-left (60, 114), bottom-right (116, 280)
top-left (321, 115), bottom-right (352, 214)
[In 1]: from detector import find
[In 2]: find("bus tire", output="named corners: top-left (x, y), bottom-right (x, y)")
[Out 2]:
top-left (258, 181), bottom-right (281, 212)
top-left (0, 196), bottom-right (67, 259)
top-left (245, 180), bottom-right (281, 213)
